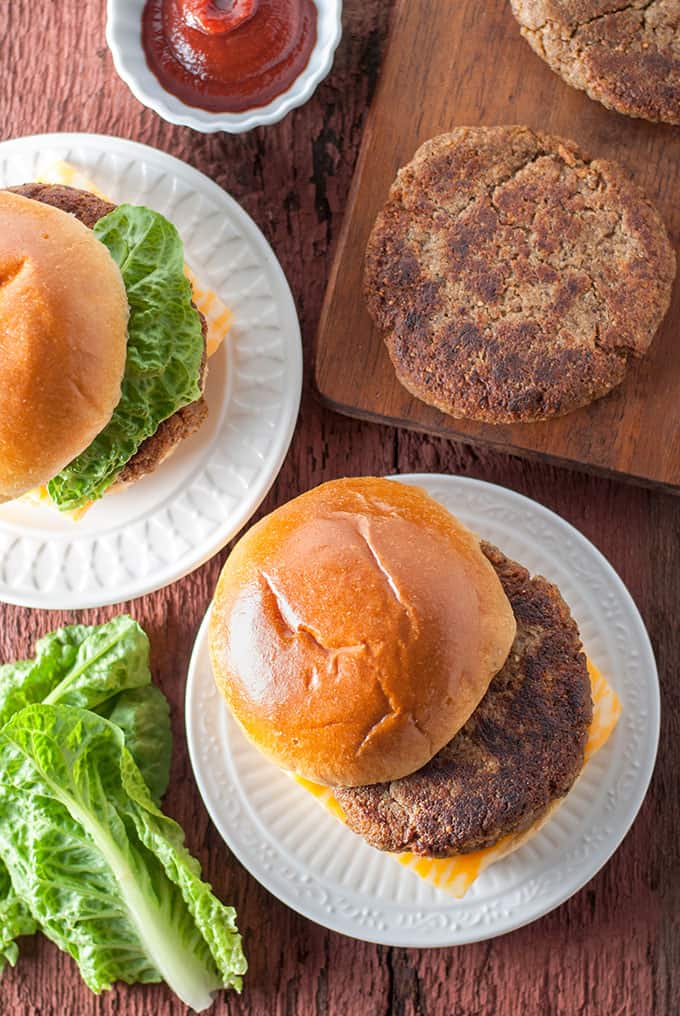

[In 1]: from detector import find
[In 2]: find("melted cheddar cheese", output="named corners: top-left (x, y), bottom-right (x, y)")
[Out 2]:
top-left (295, 659), bottom-right (622, 898)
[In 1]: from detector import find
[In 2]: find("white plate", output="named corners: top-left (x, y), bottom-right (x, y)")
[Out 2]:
top-left (185, 473), bottom-right (659, 947)
top-left (0, 133), bottom-right (302, 609)
top-left (106, 0), bottom-right (343, 134)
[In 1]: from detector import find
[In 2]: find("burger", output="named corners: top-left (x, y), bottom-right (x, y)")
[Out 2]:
top-left (208, 477), bottom-right (620, 894)
top-left (0, 183), bottom-right (212, 516)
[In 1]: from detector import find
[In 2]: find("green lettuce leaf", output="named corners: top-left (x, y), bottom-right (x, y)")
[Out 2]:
top-left (0, 704), bottom-right (245, 1007)
top-left (0, 617), bottom-right (174, 973)
top-left (0, 616), bottom-right (151, 726)
top-left (48, 204), bottom-right (204, 511)
top-left (99, 686), bottom-right (172, 806)
top-left (0, 863), bottom-right (36, 969)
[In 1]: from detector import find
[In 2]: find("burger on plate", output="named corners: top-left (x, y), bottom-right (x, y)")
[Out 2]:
top-left (208, 477), bottom-right (621, 896)
top-left (0, 182), bottom-right (218, 517)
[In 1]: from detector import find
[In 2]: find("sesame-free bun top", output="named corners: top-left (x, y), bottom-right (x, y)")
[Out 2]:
top-left (209, 477), bottom-right (517, 787)
top-left (0, 191), bottom-right (128, 500)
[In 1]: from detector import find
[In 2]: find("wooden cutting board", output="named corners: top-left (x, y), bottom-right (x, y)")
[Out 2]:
top-left (315, 0), bottom-right (680, 491)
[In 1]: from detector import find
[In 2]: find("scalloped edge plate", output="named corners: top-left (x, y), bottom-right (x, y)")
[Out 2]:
top-left (0, 133), bottom-right (302, 609)
top-left (186, 473), bottom-right (659, 947)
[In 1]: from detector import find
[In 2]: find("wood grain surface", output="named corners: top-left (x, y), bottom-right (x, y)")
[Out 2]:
top-left (315, 0), bottom-right (680, 493)
top-left (0, 2), bottom-right (678, 1014)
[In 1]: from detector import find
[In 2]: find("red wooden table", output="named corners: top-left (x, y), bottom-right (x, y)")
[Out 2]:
top-left (1, 3), bottom-right (678, 1013)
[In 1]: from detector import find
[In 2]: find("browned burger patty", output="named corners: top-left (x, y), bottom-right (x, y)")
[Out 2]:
top-left (118, 397), bottom-right (208, 484)
top-left (335, 542), bottom-right (593, 857)
top-left (9, 182), bottom-right (118, 227)
top-left (6, 183), bottom-right (208, 485)
top-left (510, 0), bottom-right (680, 126)
top-left (364, 127), bottom-right (675, 423)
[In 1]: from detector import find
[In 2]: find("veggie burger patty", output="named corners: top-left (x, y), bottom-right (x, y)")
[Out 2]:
top-left (335, 542), bottom-right (593, 857)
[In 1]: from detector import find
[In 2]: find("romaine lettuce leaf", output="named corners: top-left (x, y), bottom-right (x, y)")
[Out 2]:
top-left (99, 686), bottom-right (172, 806)
top-left (48, 204), bottom-right (204, 511)
top-left (0, 704), bottom-right (245, 1007)
top-left (0, 864), bottom-right (36, 969)
top-left (0, 616), bottom-right (151, 726)
top-left (0, 617), bottom-right (174, 973)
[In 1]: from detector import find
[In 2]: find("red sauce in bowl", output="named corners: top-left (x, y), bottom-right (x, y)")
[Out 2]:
top-left (142, 0), bottom-right (318, 113)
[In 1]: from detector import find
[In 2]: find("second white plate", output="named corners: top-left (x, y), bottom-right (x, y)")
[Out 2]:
top-left (0, 133), bottom-right (302, 609)
top-left (185, 473), bottom-right (659, 947)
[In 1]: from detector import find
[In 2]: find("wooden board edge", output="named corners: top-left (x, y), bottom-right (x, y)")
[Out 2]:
top-left (311, 383), bottom-right (680, 496)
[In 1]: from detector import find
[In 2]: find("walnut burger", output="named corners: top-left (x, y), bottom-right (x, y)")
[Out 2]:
top-left (209, 478), bottom-right (596, 869)
top-left (0, 185), bottom-right (208, 515)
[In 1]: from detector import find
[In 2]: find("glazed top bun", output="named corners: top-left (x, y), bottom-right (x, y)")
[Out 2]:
top-left (210, 477), bottom-right (517, 787)
top-left (0, 192), bottom-right (128, 500)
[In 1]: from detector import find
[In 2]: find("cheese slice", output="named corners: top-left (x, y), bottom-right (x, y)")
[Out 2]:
top-left (26, 161), bottom-right (234, 517)
top-left (23, 484), bottom-right (91, 522)
top-left (295, 659), bottom-right (621, 898)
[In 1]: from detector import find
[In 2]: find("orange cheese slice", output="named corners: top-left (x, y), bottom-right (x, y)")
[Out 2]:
top-left (295, 659), bottom-right (621, 898)
top-left (184, 265), bottom-right (233, 358)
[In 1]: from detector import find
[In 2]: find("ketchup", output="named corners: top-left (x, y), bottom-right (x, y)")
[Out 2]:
top-left (142, 0), bottom-right (318, 113)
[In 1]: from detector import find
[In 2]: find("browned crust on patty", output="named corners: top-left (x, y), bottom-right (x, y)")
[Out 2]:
top-left (510, 0), bottom-right (680, 125)
top-left (7, 183), bottom-right (208, 484)
top-left (364, 127), bottom-right (675, 423)
top-left (334, 542), bottom-right (593, 857)
top-left (8, 182), bottom-right (118, 224)
top-left (118, 395), bottom-right (208, 483)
